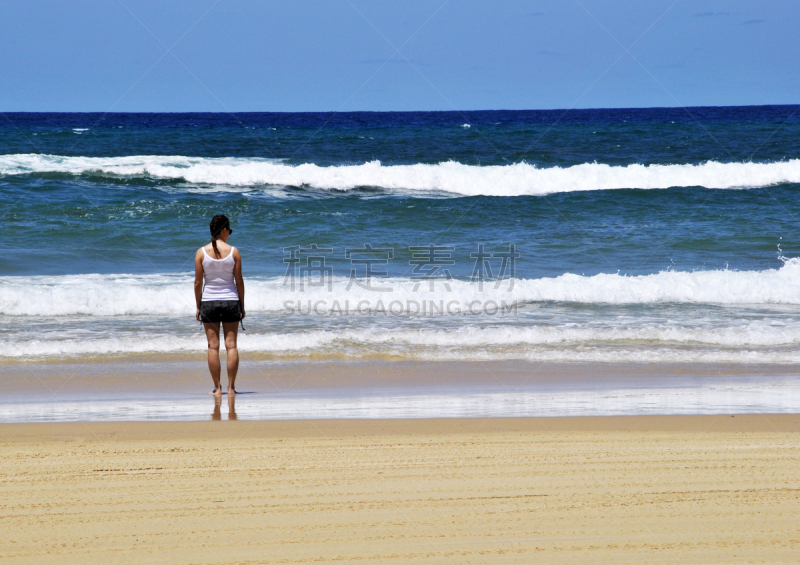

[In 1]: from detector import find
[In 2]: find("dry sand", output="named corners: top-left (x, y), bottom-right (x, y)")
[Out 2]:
top-left (2, 415), bottom-right (800, 564)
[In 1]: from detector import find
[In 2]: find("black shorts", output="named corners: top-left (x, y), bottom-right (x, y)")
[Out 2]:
top-left (200, 301), bottom-right (242, 324)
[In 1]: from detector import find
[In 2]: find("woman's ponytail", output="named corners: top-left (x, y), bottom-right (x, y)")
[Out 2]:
top-left (209, 214), bottom-right (230, 259)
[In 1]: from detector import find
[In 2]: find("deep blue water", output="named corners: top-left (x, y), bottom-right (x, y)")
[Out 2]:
top-left (3, 106), bottom-right (800, 165)
top-left (2, 106), bottom-right (800, 277)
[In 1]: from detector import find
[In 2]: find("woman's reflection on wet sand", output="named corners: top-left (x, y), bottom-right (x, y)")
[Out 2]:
top-left (211, 394), bottom-right (237, 421)
top-left (227, 394), bottom-right (237, 420)
top-left (211, 394), bottom-right (222, 420)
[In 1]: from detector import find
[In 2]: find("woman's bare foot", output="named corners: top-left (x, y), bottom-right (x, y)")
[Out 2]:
top-left (227, 387), bottom-right (237, 395)
top-left (209, 388), bottom-right (223, 396)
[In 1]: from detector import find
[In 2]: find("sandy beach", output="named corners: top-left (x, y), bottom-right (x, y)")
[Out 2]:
top-left (3, 415), bottom-right (799, 564)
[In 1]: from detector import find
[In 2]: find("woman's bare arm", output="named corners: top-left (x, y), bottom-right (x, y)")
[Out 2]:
top-left (233, 248), bottom-right (245, 319)
top-left (194, 248), bottom-right (204, 321)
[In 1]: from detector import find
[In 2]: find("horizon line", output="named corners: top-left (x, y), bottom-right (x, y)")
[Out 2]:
top-left (3, 103), bottom-right (799, 115)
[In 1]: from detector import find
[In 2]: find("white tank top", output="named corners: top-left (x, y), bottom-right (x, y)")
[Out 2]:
top-left (201, 246), bottom-right (239, 301)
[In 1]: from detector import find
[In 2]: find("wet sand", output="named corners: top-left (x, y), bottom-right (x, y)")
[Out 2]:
top-left (2, 415), bottom-right (799, 564)
top-left (2, 359), bottom-right (800, 421)
top-left (5, 358), bottom-right (800, 397)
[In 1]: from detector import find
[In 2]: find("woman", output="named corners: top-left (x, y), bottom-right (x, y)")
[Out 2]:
top-left (194, 214), bottom-right (245, 396)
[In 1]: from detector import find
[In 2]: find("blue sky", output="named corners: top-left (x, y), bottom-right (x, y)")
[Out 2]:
top-left (1, 0), bottom-right (797, 111)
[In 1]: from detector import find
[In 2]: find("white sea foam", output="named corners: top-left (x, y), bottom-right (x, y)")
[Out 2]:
top-left (3, 260), bottom-right (800, 317)
top-left (4, 324), bottom-right (800, 362)
top-left (3, 153), bottom-right (800, 195)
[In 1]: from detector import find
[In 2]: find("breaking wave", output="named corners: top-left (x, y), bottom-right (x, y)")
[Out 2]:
top-left (3, 154), bottom-right (800, 196)
top-left (3, 259), bottom-right (800, 317)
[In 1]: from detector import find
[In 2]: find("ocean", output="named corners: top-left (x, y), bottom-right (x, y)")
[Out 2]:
top-left (2, 106), bottom-right (800, 366)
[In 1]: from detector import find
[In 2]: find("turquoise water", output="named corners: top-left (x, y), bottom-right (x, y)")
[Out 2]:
top-left (2, 107), bottom-right (800, 363)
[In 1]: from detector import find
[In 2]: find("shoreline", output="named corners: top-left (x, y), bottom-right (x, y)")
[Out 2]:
top-left (2, 359), bottom-right (799, 422)
top-left (4, 414), bottom-right (800, 443)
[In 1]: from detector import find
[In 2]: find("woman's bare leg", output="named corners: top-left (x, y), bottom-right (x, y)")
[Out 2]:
top-left (204, 322), bottom-right (222, 395)
top-left (222, 321), bottom-right (239, 394)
